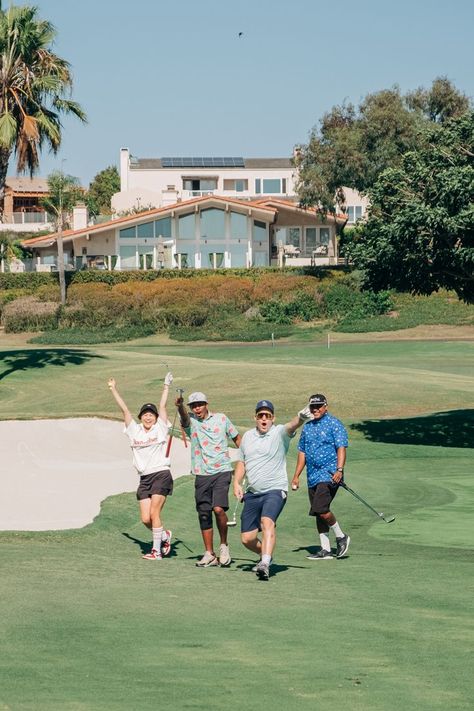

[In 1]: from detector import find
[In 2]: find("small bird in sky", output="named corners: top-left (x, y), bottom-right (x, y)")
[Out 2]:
top-left (238, 32), bottom-right (243, 38)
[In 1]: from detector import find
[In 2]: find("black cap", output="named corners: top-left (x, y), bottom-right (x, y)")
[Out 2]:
top-left (309, 394), bottom-right (327, 406)
top-left (138, 403), bottom-right (158, 419)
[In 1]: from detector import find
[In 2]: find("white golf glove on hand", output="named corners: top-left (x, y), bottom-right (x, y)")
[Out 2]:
top-left (298, 405), bottom-right (313, 422)
top-left (164, 372), bottom-right (173, 386)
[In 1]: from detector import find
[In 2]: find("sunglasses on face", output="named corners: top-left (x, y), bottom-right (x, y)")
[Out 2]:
top-left (256, 412), bottom-right (273, 420)
top-left (190, 402), bottom-right (206, 409)
top-left (310, 404), bottom-right (326, 410)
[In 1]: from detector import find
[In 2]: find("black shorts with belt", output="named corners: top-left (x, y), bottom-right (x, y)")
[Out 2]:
top-left (136, 469), bottom-right (173, 500)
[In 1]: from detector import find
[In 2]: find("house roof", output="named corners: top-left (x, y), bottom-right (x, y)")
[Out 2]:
top-left (21, 195), bottom-right (277, 248)
top-left (5, 177), bottom-right (50, 193)
top-left (131, 157), bottom-right (293, 170)
top-left (254, 198), bottom-right (348, 223)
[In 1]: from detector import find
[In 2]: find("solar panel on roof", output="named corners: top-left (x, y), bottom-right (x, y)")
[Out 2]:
top-left (160, 156), bottom-right (245, 168)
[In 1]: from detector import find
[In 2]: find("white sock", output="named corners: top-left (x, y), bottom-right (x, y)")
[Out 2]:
top-left (319, 532), bottom-right (331, 552)
top-left (330, 522), bottom-right (344, 539)
top-left (161, 529), bottom-right (169, 541)
top-left (152, 527), bottom-right (163, 552)
top-left (262, 554), bottom-right (272, 565)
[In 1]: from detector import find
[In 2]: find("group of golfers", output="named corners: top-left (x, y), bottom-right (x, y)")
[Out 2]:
top-left (108, 372), bottom-right (350, 580)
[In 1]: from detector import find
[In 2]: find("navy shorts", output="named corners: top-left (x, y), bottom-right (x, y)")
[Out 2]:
top-left (195, 471), bottom-right (232, 513)
top-left (136, 469), bottom-right (173, 500)
top-left (308, 481), bottom-right (339, 515)
top-left (241, 489), bottom-right (287, 533)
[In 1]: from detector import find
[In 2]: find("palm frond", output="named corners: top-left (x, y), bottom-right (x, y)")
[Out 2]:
top-left (0, 112), bottom-right (17, 148)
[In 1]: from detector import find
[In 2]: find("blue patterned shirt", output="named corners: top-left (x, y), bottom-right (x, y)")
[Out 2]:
top-left (297, 413), bottom-right (348, 486)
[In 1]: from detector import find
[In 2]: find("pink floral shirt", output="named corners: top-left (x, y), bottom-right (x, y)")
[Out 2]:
top-left (185, 412), bottom-right (239, 476)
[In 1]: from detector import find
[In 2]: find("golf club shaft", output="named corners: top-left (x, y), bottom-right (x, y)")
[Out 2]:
top-left (340, 482), bottom-right (393, 522)
top-left (166, 408), bottom-right (178, 457)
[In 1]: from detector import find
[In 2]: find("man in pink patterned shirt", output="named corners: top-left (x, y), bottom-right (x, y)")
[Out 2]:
top-left (177, 391), bottom-right (241, 568)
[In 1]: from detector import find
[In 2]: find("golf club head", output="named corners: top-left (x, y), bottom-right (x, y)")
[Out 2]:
top-left (384, 516), bottom-right (396, 523)
top-left (226, 518), bottom-right (237, 527)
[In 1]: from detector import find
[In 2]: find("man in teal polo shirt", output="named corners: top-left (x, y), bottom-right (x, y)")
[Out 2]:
top-left (177, 391), bottom-right (241, 568)
top-left (233, 399), bottom-right (310, 580)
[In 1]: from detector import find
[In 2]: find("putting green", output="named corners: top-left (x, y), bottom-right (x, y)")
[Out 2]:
top-left (0, 335), bottom-right (473, 710)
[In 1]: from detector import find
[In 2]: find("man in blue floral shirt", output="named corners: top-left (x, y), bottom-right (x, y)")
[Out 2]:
top-left (291, 393), bottom-right (350, 560)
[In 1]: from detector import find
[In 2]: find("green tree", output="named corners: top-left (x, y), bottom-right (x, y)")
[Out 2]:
top-left (41, 171), bottom-right (82, 304)
top-left (296, 78), bottom-right (470, 211)
top-left (350, 112), bottom-right (474, 302)
top-left (0, 4), bottom-right (86, 196)
top-left (87, 165), bottom-right (120, 215)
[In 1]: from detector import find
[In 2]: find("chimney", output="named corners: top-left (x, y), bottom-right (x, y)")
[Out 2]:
top-left (73, 202), bottom-right (88, 231)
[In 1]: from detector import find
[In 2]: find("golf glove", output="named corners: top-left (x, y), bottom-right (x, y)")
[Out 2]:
top-left (164, 372), bottom-right (173, 386)
top-left (298, 406), bottom-right (313, 422)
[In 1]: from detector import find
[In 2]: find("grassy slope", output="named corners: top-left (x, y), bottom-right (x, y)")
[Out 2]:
top-left (0, 335), bottom-right (473, 710)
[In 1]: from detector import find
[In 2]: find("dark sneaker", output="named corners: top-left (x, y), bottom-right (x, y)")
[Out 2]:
top-left (336, 535), bottom-right (351, 558)
top-left (255, 561), bottom-right (270, 580)
top-left (161, 529), bottom-right (172, 557)
top-left (306, 549), bottom-right (333, 560)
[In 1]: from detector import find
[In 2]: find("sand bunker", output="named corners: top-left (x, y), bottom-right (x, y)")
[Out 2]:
top-left (0, 418), bottom-right (193, 531)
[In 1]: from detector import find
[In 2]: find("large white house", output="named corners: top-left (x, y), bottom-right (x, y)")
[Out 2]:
top-left (22, 195), bottom-right (346, 271)
top-left (112, 148), bottom-right (368, 226)
top-left (112, 149), bottom-right (297, 213)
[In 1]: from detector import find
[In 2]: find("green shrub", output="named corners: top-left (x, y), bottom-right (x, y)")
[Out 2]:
top-left (0, 273), bottom-right (58, 290)
top-left (2, 297), bottom-right (59, 332)
top-left (29, 324), bottom-right (156, 345)
top-left (170, 313), bottom-right (292, 342)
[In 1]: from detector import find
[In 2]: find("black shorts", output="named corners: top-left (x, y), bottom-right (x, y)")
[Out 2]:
top-left (194, 471), bottom-right (232, 513)
top-left (308, 481), bottom-right (339, 515)
top-left (136, 469), bottom-right (173, 500)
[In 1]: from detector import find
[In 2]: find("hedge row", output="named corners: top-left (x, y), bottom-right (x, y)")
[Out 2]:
top-left (0, 265), bottom-right (346, 290)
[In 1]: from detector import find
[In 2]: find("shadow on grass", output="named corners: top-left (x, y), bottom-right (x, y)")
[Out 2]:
top-left (122, 532), bottom-right (192, 557)
top-left (351, 409), bottom-right (474, 449)
top-left (0, 348), bottom-right (105, 381)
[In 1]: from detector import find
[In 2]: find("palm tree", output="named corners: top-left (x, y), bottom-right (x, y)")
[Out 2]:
top-left (41, 170), bottom-right (82, 304)
top-left (0, 4), bottom-right (86, 196)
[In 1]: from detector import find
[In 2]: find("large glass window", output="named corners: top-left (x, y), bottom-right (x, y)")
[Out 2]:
top-left (174, 253), bottom-right (190, 268)
top-left (289, 227), bottom-right (301, 249)
top-left (305, 228), bottom-right (317, 251)
top-left (183, 178), bottom-right (217, 191)
top-left (223, 179), bottom-right (248, 192)
top-left (229, 243), bottom-right (247, 267)
top-left (137, 221), bottom-right (154, 239)
top-left (154, 217), bottom-right (172, 239)
top-left (178, 213), bottom-right (195, 240)
top-left (252, 220), bottom-right (267, 244)
top-left (255, 178), bottom-right (285, 194)
top-left (253, 251), bottom-right (268, 267)
top-left (119, 246), bottom-right (137, 268)
top-left (320, 228), bottom-right (330, 245)
top-left (262, 179), bottom-right (282, 194)
top-left (200, 208), bottom-right (225, 239)
top-left (119, 226), bottom-right (136, 239)
top-left (230, 211), bottom-right (247, 239)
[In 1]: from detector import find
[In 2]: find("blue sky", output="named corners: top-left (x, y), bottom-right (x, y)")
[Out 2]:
top-left (23, 0), bottom-right (474, 186)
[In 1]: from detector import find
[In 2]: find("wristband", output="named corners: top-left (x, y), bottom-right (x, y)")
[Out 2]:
top-left (336, 467), bottom-right (344, 472)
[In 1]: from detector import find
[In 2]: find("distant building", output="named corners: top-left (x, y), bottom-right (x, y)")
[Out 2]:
top-left (22, 194), bottom-right (346, 272)
top-left (0, 177), bottom-right (53, 233)
top-left (112, 149), bottom-right (297, 213)
top-left (112, 148), bottom-right (367, 225)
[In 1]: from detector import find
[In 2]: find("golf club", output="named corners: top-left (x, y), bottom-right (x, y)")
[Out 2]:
top-left (227, 478), bottom-right (246, 527)
top-left (226, 497), bottom-right (241, 527)
top-left (165, 387), bottom-right (185, 456)
top-left (176, 387), bottom-right (188, 448)
top-left (340, 481), bottom-right (396, 523)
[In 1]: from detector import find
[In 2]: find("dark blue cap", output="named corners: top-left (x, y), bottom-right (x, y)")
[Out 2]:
top-left (255, 400), bottom-right (274, 414)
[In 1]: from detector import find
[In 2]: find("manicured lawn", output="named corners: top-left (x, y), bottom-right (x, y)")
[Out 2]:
top-left (0, 335), bottom-right (473, 710)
